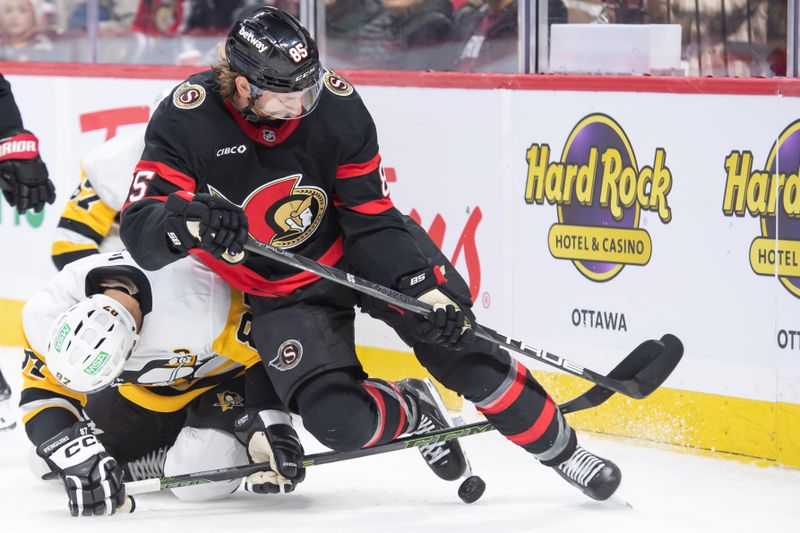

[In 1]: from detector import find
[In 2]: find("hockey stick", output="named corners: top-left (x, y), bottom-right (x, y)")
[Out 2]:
top-left (116, 387), bottom-right (617, 512)
top-left (121, 367), bottom-right (664, 504)
top-left (124, 420), bottom-right (494, 496)
top-left (243, 238), bottom-right (683, 400)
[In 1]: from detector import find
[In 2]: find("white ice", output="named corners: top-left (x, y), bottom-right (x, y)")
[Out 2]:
top-left (1, 347), bottom-right (798, 533)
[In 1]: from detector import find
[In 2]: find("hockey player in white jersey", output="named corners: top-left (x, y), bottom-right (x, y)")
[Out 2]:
top-left (21, 251), bottom-right (305, 516)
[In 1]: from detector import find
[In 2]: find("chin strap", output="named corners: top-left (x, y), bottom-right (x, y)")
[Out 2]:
top-left (241, 90), bottom-right (266, 124)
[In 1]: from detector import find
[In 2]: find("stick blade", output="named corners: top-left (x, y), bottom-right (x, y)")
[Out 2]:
top-left (560, 335), bottom-right (684, 413)
top-left (631, 334), bottom-right (684, 398)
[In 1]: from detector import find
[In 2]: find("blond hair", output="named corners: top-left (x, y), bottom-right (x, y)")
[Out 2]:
top-left (212, 43), bottom-right (241, 101)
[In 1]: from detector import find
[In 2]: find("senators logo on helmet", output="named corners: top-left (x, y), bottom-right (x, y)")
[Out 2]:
top-left (208, 175), bottom-right (327, 249)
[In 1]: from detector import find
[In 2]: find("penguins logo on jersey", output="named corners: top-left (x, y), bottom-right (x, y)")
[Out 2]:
top-left (214, 391), bottom-right (245, 412)
top-left (323, 70), bottom-right (354, 97)
top-left (173, 82), bottom-right (206, 110)
top-left (269, 340), bottom-right (303, 371)
top-left (209, 176), bottom-right (327, 249)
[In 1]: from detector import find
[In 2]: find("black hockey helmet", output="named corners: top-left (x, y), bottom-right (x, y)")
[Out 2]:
top-left (225, 7), bottom-right (321, 94)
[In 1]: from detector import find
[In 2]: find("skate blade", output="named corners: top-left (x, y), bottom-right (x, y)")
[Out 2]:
top-left (603, 492), bottom-right (633, 509)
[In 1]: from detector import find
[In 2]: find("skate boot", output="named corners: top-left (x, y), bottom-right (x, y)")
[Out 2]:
top-left (397, 378), bottom-right (467, 481)
top-left (0, 371), bottom-right (15, 431)
top-left (124, 445), bottom-right (169, 482)
top-left (553, 445), bottom-right (621, 501)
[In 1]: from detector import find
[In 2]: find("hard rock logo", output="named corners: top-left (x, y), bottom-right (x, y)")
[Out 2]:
top-left (524, 113), bottom-right (674, 282)
top-left (722, 119), bottom-right (800, 298)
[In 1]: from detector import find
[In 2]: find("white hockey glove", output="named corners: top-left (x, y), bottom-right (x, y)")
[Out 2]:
top-left (36, 422), bottom-right (126, 516)
top-left (396, 265), bottom-right (475, 350)
top-left (235, 409), bottom-right (306, 494)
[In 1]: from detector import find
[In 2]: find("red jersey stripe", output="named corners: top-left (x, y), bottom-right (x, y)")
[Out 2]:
top-left (342, 197), bottom-right (395, 215)
top-left (336, 153), bottom-right (381, 179)
top-left (192, 236), bottom-right (344, 297)
top-left (136, 160), bottom-right (197, 191)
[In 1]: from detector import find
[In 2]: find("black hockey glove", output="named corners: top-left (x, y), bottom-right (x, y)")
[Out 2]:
top-left (164, 192), bottom-right (249, 264)
top-left (36, 422), bottom-right (126, 517)
top-left (235, 409), bottom-right (306, 494)
top-left (0, 131), bottom-right (56, 214)
top-left (395, 265), bottom-right (475, 350)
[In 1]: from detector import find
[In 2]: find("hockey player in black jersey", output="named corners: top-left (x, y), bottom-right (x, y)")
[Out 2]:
top-left (120, 6), bottom-right (621, 501)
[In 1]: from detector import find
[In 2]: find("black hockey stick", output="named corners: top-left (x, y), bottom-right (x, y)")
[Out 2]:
top-left (243, 238), bottom-right (683, 400)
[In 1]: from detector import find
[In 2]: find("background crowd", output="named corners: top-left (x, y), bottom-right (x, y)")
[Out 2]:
top-left (0, 1), bottom-right (791, 78)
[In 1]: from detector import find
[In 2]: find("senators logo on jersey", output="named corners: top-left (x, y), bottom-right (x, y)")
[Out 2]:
top-left (210, 175), bottom-right (327, 249)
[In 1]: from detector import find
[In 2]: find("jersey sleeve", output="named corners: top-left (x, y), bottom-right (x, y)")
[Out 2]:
top-left (20, 261), bottom-right (92, 446)
top-left (0, 74), bottom-right (24, 137)
top-left (51, 167), bottom-right (117, 270)
top-left (332, 102), bottom-right (428, 287)
top-left (52, 128), bottom-right (147, 270)
top-left (120, 114), bottom-right (199, 271)
top-left (19, 348), bottom-right (87, 447)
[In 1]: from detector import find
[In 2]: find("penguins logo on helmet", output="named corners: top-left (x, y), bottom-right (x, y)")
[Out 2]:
top-left (323, 71), bottom-right (354, 97)
top-left (173, 82), bottom-right (206, 110)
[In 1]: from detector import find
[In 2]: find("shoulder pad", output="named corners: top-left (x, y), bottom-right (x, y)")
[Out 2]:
top-left (323, 70), bottom-right (355, 97)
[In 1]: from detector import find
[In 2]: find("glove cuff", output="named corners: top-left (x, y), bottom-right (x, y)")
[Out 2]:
top-left (396, 265), bottom-right (448, 297)
top-left (236, 409), bottom-right (293, 433)
top-left (256, 409), bottom-right (293, 427)
top-left (0, 131), bottom-right (39, 162)
top-left (164, 191), bottom-right (196, 215)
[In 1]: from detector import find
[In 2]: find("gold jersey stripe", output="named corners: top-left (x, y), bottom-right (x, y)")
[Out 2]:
top-left (58, 171), bottom-right (118, 237)
top-left (51, 240), bottom-right (99, 256)
top-left (211, 287), bottom-right (260, 368)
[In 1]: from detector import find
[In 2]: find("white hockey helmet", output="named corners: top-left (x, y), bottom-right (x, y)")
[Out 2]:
top-left (45, 294), bottom-right (139, 393)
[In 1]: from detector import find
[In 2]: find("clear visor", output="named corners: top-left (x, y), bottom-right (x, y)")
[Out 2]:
top-left (250, 77), bottom-right (324, 120)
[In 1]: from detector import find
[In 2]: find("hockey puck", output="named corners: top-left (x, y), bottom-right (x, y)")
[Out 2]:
top-left (457, 475), bottom-right (486, 504)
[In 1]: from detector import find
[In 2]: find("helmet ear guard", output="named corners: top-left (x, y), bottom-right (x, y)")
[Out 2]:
top-left (45, 294), bottom-right (139, 394)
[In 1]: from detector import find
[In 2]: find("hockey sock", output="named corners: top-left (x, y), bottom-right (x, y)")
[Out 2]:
top-left (475, 359), bottom-right (576, 466)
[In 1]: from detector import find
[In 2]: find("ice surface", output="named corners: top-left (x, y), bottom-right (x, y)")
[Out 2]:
top-left (1, 347), bottom-right (797, 532)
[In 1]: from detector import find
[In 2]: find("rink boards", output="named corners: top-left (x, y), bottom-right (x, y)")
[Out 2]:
top-left (0, 63), bottom-right (798, 467)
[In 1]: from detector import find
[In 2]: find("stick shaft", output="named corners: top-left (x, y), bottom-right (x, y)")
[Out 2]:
top-left (243, 238), bottom-right (662, 398)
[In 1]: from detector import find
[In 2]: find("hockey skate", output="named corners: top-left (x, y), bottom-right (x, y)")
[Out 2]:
top-left (397, 378), bottom-right (467, 481)
top-left (0, 371), bottom-right (15, 431)
top-left (123, 446), bottom-right (169, 482)
top-left (553, 445), bottom-right (621, 501)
